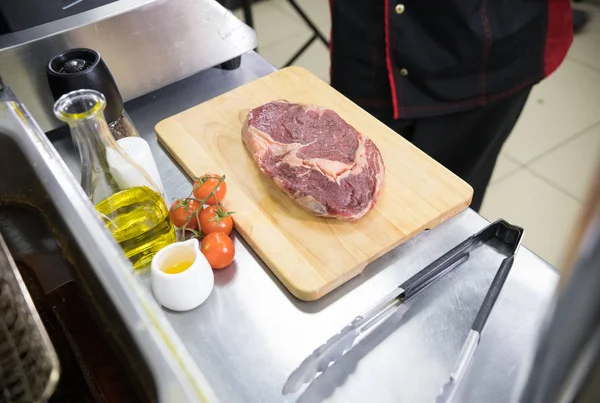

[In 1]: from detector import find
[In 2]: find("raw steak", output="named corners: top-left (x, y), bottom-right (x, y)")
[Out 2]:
top-left (242, 100), bottom-right (385, 221)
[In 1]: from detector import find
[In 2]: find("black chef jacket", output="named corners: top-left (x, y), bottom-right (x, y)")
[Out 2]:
top-left (329, 0), bottom-right (573, 119)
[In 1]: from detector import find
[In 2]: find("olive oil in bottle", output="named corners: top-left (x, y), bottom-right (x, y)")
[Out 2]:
top-left (95, 186), bottom-right (175, 269)
top-left (54, 90), bottom-right (175, 270)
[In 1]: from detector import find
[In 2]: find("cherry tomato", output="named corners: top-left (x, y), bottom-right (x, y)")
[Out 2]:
top-left (193, 174), bottom-right (227, 205)
top-left (200, 205), bottom-right (233, 236)
top-left (169, 199), bottom-right (202, 229)
top-left (201, 232), bottom-right (235, 269)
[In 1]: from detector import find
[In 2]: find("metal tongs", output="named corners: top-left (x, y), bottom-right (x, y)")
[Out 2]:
top-left (283, 220), bottom-right (523, 401)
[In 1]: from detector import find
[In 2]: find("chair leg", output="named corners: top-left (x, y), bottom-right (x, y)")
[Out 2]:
top-left (241, 0), bottom-right (254, 28)
top-left (287, 0), bottom-right (329, 46)
top-left (239, 0), bottom-right (257, 52)
top-left (283, 34), bottom-right (318, 67)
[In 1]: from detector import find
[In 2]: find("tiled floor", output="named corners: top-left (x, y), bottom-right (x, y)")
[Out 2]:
top-left (235, 1), bottom-right (600, 270)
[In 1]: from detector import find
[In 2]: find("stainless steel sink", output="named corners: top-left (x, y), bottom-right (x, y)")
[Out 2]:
top-left (0, 80), bottom-right (217, 402)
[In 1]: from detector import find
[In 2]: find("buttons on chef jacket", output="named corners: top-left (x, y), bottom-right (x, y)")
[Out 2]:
top-left (394, 5), bottom-right (407, 76)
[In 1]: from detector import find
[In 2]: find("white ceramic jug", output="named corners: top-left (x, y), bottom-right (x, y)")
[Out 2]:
top-left (151, 239), bottom-right (214, 311)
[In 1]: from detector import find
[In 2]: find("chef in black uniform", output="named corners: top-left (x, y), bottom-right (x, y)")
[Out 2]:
top-left (329, 1), bottom-right (574, 211)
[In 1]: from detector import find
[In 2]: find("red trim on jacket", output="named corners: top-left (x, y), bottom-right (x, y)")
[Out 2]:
top-left (544, 0), bottom-right (573, 76)
top-left (328, 0), bottom-right (333, 78)
top-left (384, 0), bottom-right (399, 119)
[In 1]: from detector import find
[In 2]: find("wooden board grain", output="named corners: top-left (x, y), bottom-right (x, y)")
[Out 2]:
top-left (156, 66), bottom-right (472, 301)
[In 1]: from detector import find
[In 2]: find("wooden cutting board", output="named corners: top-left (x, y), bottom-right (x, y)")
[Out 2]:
top-left (155, 66), bottom-right (472, 301)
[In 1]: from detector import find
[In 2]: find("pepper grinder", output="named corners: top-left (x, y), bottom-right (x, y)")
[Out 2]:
top-left (46, 47), bottom-right (139, 140)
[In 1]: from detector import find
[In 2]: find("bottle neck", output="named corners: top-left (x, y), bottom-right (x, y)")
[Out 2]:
top-left (68, 112), bottom-right (122, 202)
top-left (69, 111), bottom-right (118, 149)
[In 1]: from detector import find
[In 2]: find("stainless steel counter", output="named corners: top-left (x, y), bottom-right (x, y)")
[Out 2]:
top-left (50, 51), bottom-right (559, 403)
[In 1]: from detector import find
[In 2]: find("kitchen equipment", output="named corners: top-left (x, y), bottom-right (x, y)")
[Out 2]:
top-left (0, 232), bottom-right (59, 403)
top-left (47, 47), bottom-right (141, 140)
top-left (151, 239), bottom-right (214, 311)
top-left (53, 89), bottom-right (176, 270)
top-left (155, 66), bottom-right (473, 301)
top-left (283, 219), bottom-right (523, 395)
top-left (436, 222), bottom-right (522, 403)
top-left (0, 0), bottom-right (257, 133)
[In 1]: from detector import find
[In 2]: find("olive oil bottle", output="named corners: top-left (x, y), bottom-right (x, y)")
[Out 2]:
top-left (54, 89), bottom-right (175, 270)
